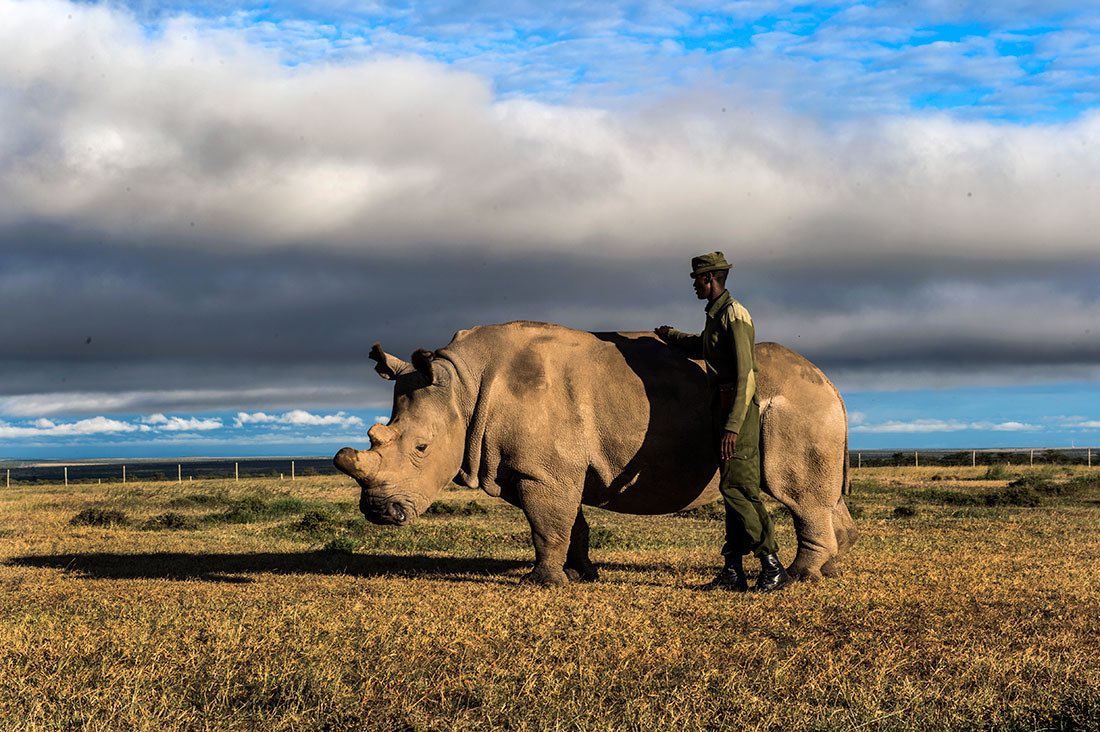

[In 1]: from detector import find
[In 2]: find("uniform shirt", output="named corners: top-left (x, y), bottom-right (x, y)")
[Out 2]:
top-left (663, 290), bottom-right (757, 434)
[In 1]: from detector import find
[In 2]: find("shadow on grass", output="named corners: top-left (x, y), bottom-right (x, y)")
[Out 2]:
top-left (6, 552), bottom-right (668, 585)
top-left (7, 551), bottom-right (533, 584)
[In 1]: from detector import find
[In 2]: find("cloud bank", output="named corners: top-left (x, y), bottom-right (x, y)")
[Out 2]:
top-left (0, 0), bottom-right (1098, 447)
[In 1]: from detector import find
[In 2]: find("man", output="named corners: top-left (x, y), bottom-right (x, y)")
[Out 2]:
top-left (655, 251), bottom-right (792, 593)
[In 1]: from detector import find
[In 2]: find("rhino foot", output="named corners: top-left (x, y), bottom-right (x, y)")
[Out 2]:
top-left (820, 557), bottom-right (844, 577)
top-left (563, 563), bottom-right (599, 583)
top-left (786, 564), bottom-right (823, 582)
top-left (520, 565), bottom-right (570, 586)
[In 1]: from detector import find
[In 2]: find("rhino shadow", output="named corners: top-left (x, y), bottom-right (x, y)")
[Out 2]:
top-left (6, 552), bottom-right (670, 584)
top-left (7, 552), bottom-right (528, 584)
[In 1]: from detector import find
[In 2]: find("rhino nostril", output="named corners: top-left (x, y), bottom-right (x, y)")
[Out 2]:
top-left (389, 502), bottom-right (407, 523)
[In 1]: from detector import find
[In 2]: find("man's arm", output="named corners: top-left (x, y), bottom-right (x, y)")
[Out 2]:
top-left (724, 314), bottom-right (756, 435)
top-left (655, 325), bottom-right (705, 359)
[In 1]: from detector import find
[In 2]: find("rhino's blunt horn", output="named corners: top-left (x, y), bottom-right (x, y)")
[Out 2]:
top-left (367, 423), bottom-right (395, 447)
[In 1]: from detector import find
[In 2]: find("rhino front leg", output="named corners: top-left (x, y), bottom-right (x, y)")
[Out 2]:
top-left (564, 507), bottom-right (599, 582)
top-left (517, 480), bottom-right (579, 586)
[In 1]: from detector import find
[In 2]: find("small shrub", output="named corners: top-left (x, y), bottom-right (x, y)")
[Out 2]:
top-left (1022, 474), bottom-right (1098, 498)
top-left (70, 507), bottom-right (130, 528)
top-left (986, 483), bottom-right (1043, 507)
top-left (892, 504), bottom-right (918, 518)
top-left (323, 536), bottom-right (360, 554)
top-left (294, 510), bottom-right (336, 534)
top-left (984, 464), bottom-right (1010, 480)
top-left (266, 497), bottom-right (306, 516)
top-left (204, 494), bottom-right (307, 524)
top-left (141, 512), bottom-right (198, 531)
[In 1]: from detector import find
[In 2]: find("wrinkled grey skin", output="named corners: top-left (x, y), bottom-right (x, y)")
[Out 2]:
top-left (335, 321), bottom-right (857, 586)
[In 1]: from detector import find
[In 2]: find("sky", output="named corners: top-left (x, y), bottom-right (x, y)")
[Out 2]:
top-left (1, 0), bottom-right (1099, 459)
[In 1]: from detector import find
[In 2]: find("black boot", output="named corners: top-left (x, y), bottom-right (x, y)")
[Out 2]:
top-left (698, 556), bottom-right (749, 592)
top-left (755, 553), bottom-right (793, 592)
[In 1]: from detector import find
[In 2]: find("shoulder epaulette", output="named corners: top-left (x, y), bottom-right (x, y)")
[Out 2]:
top-left (726, 299), bottom-right (753, 326)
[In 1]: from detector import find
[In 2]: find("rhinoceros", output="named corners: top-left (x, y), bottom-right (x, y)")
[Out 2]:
top-left (334, 321), bottom-right (857, 585)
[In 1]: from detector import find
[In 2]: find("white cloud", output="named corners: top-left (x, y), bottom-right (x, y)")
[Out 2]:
top-left (3, 0), bottom-right (1100, 264)
top-left (234, 410), bottom-right (363, 428)
top-left (853, 419), bottom-right (1042, 434)
top-left (0, 416), bottom-right (139, 438)
top-left (154, 415), bottom-right (223, 431)
top-left (1053, 416), bottom-right (1100, 429)
top-left (0, 386), bottom-right (378, 418)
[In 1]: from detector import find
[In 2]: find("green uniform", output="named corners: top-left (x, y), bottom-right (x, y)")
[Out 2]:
top-left (663, 290), bottom-right (779, 559)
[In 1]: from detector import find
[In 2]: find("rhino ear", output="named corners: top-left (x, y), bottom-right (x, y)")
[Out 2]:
top-left (411, 349), bottom-right (434, 380)
top-left (369, 342), bottom-right (414, 381)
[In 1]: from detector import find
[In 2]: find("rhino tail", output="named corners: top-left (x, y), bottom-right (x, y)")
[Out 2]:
top-left (842, 429), bottom-right (851, 496)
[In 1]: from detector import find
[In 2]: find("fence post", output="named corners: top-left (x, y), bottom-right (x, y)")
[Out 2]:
top-left (857, 452), bottom-right (861, 469)
top-left (235, 462), bottom-right (239, 482)
top-left (972, 450), bottom-right (976, 467)
top-left (291, 460), bottom-right (295, 481)
top-left (5, 468), bottom-right (8, 488)
top-left (122, 465), bottom-right (126, 484)
top-left (64, 466), bottom-right (68, 486)
top-left (915, 451), bottom-right (919, 467)
top-left (178, 464), bottom-right (182, 483)
top-left (1030, 449), bottom-right (1034, 466)
top-left (1089, 448), bottom-right (1092, 468)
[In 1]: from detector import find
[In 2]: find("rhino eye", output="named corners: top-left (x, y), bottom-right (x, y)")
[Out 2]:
top-left (415, 443), bottom-right (429, 453)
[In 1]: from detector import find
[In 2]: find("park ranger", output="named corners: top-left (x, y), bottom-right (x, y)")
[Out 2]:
top-left (655, 251), bottom-right (792, 593)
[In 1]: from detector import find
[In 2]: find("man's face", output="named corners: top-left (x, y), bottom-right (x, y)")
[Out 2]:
top-left (693, 272), bottom-right (718, 300)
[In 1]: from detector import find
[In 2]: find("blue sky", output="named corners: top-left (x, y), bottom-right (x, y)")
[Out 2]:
top-left (1, 0), bottom-right (1099, 458)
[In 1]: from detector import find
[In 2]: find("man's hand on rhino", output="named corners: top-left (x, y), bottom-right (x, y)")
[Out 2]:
top-left (654, 325), bottom-right (672, 340)
top-left (720, 430), bottom-right (738, 461)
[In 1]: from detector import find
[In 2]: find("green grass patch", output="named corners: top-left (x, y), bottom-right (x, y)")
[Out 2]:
top-left (141, 512), bottom-right (200, 531)
top-left (204, 494), bottom-right (309, 525)
top-left (322, 536), bottom-right (361, 554)
top-left (673, 502), bottom-right (724, 520)
top-left (424, 500), bottom-right (490, 516)
top-left (69, 507), bottom-right (130, 528)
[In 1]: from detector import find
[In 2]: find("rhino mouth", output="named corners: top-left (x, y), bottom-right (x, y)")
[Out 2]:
top-left (359, 489), bottom-right (418, 527)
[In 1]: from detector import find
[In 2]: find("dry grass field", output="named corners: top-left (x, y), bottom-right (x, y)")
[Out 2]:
top-left (1, 465), bottom-right (1098, 731)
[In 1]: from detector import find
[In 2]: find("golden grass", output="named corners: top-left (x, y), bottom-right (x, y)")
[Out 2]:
top-left (1, 467), bottom-right (1098, 730)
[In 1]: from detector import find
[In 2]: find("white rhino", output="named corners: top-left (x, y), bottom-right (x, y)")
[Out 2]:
top-left (334, 321), bottom-right (857, 585)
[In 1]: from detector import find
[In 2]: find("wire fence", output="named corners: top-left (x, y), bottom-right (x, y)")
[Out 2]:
top-left (850, 447), bottom-right (1096, 468)
top-left (0, 457), bottom-right (339, 487)
top-left (1, 448), bottom-right (1095, 488)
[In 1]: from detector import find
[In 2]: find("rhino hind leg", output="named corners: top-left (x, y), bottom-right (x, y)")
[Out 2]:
top-left (563, 507), bottom-right (599, 582)
top-left (785, 507), bottom-right (838, 581)
top-left (832, 496), bottom-right (859, 555)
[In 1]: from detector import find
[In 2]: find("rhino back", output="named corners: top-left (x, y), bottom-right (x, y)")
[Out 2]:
top-left (437, 322), bottom-right (719, 514)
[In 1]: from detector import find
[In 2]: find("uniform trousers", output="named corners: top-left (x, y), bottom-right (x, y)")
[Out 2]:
top-left (714, 399), bottom-right (779, 558)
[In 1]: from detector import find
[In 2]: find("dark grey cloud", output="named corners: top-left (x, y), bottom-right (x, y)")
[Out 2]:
top-left (3, 225), bottom-right (1099, 417)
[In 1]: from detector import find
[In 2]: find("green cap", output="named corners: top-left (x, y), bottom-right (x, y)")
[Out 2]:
top-left (690, 251), bottom-right (732, 278)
